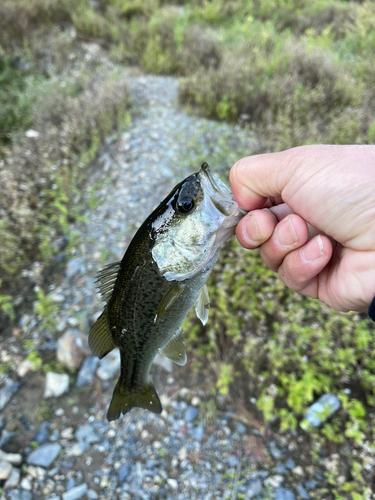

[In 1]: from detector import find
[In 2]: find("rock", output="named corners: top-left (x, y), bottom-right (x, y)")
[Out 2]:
top-left (66, 258), bottom-right (84, 278)
top-left (304, 479), bottom-right (318, 490)
top-left (236, 422), bottom-right (247, 434)
top-left (0, 450), bottom-right (22, 466)
top-left (296, 482), bottom-right (310, 499)
top-left (184, 406), bottom-right (199, 422)
top-left (246, 479), bottom-right (262, 498)
top-left (292, 465), bottom-right (304, 477)
top-left (61, 427), bottom-right (74, 440)
top-left (62, 483), bottom-right (88, 500)
top-left (167, 478), bottom-right (178, 490)
top-left (66, 441), bottom-right (90, 457)
top-left (190, 422), bottom-right (204, 442)
top-left (118, 463), bottom-right (131, 483)
top-left (152, 352), bottom-right (173, 373)
top-left (0, 460), bottom-right (13, 480)
top-left (4, 467), bottom-right (20, 489)
top-left (57, 329), bottom-right (91, 369)
top-left (76, 356), bottom-right (99, 387)
top-left (301, 394), bottom-right (341, 430)
top-left (275, 462), bottom-right (286, 474)
top-left (87, 490), bottom-right (99, 499)
top-left (27, 443), bottom-right (61, 467)
top-left (75, 425), bottom-right (99, 444)
top-left (25, 129), bottom-right (39, 138)
top-left (269, 441), bottom-right (282, 460)
top-left (96, 350), bottom-right (120, 380)
top-left (33, 421), bottom-right (50, 444)
top-left (6, 489), bottom-right (33, 500)
top-left (20, 477), bottom-right (32, 490)
top-left (285, 458), bottom-right (295, 469)
top-left (44, 372), bottom-right (69, 398)
top-left (0, 382), bottom-right (21, 411)
top-left (275, 488), bottom-right (296, 500)
top-left (0, 430), bottom-right (18, 453)
top-left (17, 359), bottom-right (35, 377)
top-left (264, 475), bottom-right (284, 488)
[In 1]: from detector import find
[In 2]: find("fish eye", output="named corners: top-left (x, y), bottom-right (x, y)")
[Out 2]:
top-left (177, 197), bottom-right (195, 215)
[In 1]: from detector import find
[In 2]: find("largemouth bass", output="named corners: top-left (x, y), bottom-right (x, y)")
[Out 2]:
top-left (89, 163), bottom-right (243, 421)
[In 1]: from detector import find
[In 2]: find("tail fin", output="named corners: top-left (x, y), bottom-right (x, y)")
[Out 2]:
top-left (107, 379), bottom-right (163, 421)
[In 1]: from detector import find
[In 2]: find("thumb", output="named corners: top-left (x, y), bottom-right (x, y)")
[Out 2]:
top-left (229, 148), bottom-right (307, 211)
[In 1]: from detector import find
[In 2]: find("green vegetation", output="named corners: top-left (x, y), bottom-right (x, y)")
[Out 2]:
top-left (183, 239), bottom-right (375, 498)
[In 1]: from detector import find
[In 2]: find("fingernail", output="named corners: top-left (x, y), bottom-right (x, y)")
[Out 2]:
top-left (247, 214), bottom-right (261, 242)
top-left (275, 217), bottom-right (298, 247)
top-left (301, 235), bottom-right (324, 262)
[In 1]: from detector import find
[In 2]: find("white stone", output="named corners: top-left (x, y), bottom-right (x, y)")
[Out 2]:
top-left (167, 478), bottom-right (178, 490)
top-left (0, 460), bottom-right (12, 480)
top-left (25, 129), bottom-right (39, 138)
top-left (20, 477), bottom-right (33, 490)
top-left (264, 475), bottom-right (284, 488)
top-left (44, 372), bottom-right (70, 398)
top-left (0, 450), bottom-right (22, 466)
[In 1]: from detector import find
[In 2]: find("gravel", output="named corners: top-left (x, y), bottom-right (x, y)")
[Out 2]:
top-left (0, 73), bottom-right (328, 499)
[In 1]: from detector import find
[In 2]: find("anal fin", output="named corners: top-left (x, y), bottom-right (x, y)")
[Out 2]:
top-left (159, 328), bottom-right (187, 366)
top-left (107, 379), bottom-right (162, 421)
top-left (89, 309), bottom-right (116, 359)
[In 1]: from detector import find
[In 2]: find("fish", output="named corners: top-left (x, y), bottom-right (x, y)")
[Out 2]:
top-left (89, 162), bottom-right (244, 421)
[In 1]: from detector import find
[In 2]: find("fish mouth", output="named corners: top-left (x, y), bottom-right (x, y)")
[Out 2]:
top-left (199, 162), bottom-right (243, 217)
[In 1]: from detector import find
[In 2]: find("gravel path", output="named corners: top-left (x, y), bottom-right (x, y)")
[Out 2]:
top-left (0, 74), bottom-right (322, 500)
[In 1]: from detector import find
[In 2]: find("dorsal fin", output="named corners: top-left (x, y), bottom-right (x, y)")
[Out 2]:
top-left (159, 328), bottom-right (187, 366)
top-left (95, 261), bottom-right (121, 303)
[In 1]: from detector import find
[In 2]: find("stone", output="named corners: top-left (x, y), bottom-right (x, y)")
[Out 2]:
top-left (62, 484), bottom-right (88, 500)
top-left (246, 479), bottom-right (262, 498)
top-left (296, 482), bottom-right (310, 499)
top-left (236, 422), bottom-right (247, 434)
top-left (44, 372), bottom-right (69, 398)
top-left (264, 475), bottom-right (284, 488)
top-left (301, 394), bottom-right (341, 430)
top-left (167, 478), bottom-right (178, 490)
top-left (33, 421), bottom-right (50, 444)
top-left (0, 382), bottom-right (21, 411)
top-left (8, 489), bottom-right (32, 500)
top-left (275, 462), bottom-right (286, 474)
top-left (285, 458), bottom-right (295, 469)
top-left (27, 443), bottom-right (61, 467)
top-left (184, 406), bottom-right (199, 422)
top-left (20, 477), bottom-right (32, 490)
top-left (17, 359), bottom-right (35, 377)
top-left (96, 350), bottom-right (120, 380)
top-left (76, 357), bottom-right (99, 387)
top-left (4, 467), bottom-right (21, 489)
top-left (0, 460), bottom-right (12, 480)
top-left (269, 441), bottom-right (282, 460)
top-left (292, 465), bottom-right (304, 477)
top-left (87, 490), bottom-right (99, 499)
top-left (275, 488), bottom-right (296, 500)
top-left (61, 427), bottom-right (74, 440)
top-left (25, 129), bottom-right (39, 138)
top-left (0, 430), bottom-right (18, 453)
top-left (152, 352), bottom-right (173, 373)
top-left (66, 441), bottom-right (90, 457)
top-left (57, 329), bottom-right (91, 369)
top-left (66, 258), bottom-right (84, 278)
top-left (0, 450), bottom-right (22, 466)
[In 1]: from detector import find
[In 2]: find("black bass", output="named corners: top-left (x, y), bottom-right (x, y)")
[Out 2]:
top-left (89, 163), bottom-right (244, 421)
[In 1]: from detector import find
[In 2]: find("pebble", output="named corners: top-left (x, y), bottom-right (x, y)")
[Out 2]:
top-left (301, 394), bottom-right (341, 429)
top-left (296, 482), bottom-right (310, 499)
top-left (4, 467), bottom-right (21, 489)
top-left (184, 406), bottom-right (199, 422)
top-left (61, 427), bottom-right (74, 440)
top-left (0, 460), bottom-right (13, 480)
top-left (20, 477), bottom-right (32, 490)
top-left (167, 478), bottom-right (178, 490)
top-left (269, 441), bottom-right (282, 460)
top-left (76, 356), bottom-right (99, 387)
top-left (285, 458), bottom-right (295, 469)
top-left (6, 489), bottom-right (33, 500)
top-left (275, 487), bottom-right (296, 500)
top-left (264, 475), bottom-right (284, 488)
top-left (44, 372), bottom-right (70, 398)
top-left (33, 421), bottom-right (50, 444)
top-left (0, 382), bottom-right (21, 411)
top-left (246, 479), bottom-right (262, 498)
top-left (27, 443), bottom-right (62, 467)
top-left (57, 330), bottom-right (91, 369)
top-left (62, 483), bottom-right (88, 500)
top-left (96, 350), bottom-right (120, 380)
top-left (87, 490), bottom-right (99, 499)
top-left (0, 450), bottom-right (22, 466)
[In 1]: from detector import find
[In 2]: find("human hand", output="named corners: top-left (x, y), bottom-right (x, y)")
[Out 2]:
top-left (230, 145), bottom-right (375, 313)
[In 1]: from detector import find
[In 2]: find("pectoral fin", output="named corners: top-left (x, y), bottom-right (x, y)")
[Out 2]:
top-left (154, 282), bottom-right (186, 323)
top-left (88, 309), bottom-right (116, 359)
top-left (159, 328), bottom-right (187, 366)
top-left (195, 284), bottom-right (210, 325)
